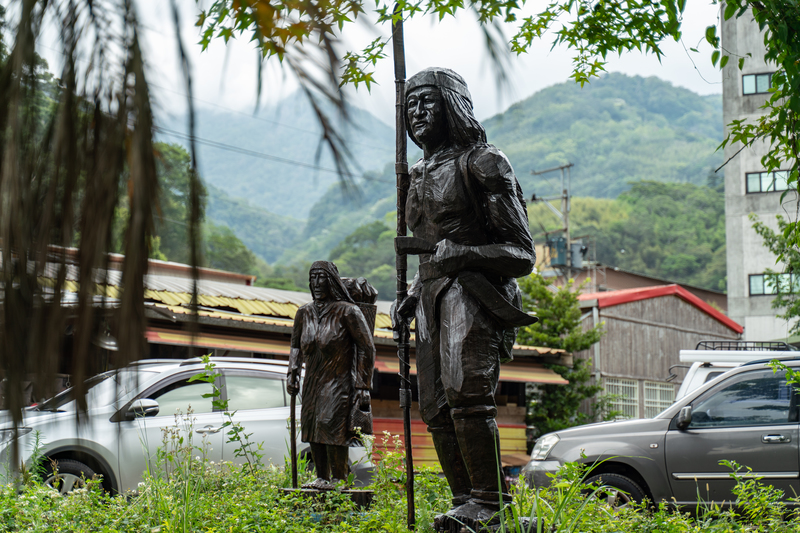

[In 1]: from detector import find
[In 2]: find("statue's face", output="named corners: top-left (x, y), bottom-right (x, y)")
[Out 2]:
top-left (407, 87), bottom-right (447, 149)
top-left (309, 269), bottom-right (331, 301)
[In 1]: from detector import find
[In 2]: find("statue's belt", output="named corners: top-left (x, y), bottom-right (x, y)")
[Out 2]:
top-left (396, 237), bottom-right (538, 327)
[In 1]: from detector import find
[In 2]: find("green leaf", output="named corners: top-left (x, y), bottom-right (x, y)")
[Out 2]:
top-left (705, 25), bottom-right (718, 47)
top-left (724, 2), bottom-right (736, 20)
top-left (711, 50), bottom-right (720, 67)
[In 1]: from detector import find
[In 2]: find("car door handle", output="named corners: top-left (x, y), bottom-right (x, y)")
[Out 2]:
top-left (195, 426), bottom-right (222, 435)
top-left (762, 434), bottom-right (791, 443)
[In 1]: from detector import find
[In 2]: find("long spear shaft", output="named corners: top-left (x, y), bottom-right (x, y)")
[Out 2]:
top-left (290, 392), bottom-right (298, 488)
top-left (392, 6), bottom-right (415, 530)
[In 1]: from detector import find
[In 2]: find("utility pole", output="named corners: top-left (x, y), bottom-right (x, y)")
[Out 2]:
top-left (530, 163), bottom-right (574, 275)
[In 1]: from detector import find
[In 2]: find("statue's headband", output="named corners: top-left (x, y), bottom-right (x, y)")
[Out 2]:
top-left (406, 67), bottom-right (472, 106)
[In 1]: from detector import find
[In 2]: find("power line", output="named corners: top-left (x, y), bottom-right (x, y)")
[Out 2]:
top-left (155, 126), bottom-right (391, 183)
top-left (36, 41), bottom-right (393, 161)
top-left (148, 82), bottom-right (391, 153)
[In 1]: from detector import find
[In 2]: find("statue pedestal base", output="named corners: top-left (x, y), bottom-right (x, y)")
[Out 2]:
top-left (278, 488), bottom-right (374, 508)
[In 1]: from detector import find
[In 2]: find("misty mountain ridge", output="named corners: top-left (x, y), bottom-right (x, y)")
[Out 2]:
top-left (483, 72), bottom-right (723, 198)
top-left (162, 73), bottom-right (723, 267)
top-left (158, 92), bottom-right (395, 220)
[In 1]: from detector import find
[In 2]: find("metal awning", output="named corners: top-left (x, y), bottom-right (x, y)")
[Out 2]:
top-left (373, 355), bottom-right (568, 385)
top-left (146, 328), bottom-right (291, 356)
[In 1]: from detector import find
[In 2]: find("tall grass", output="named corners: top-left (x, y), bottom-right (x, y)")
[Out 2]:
top-left (5, 422), bottom-right (800, 532)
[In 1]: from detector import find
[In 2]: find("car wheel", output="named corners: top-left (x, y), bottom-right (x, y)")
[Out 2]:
top-left (44, 459), bottom-right (98, 495)
top-left (584, 473), bottom-right (646, 509)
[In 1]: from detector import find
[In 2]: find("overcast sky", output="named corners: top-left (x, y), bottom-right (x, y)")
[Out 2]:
top-left (142, 1), bottom-right (723, 125)
top-left (34, 1), bottom-right (723, 125)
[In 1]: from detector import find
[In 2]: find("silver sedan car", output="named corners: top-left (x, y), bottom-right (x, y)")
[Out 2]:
top-left (0, 357), bottom-right (372, 493)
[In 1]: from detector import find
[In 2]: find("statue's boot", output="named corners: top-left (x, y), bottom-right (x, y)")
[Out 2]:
top-left (429, 425), bottom-right (472, 507)
top-left (453, 408), bottom-right (510, 506)
top-left (434, 409), bottom-right (512, 532)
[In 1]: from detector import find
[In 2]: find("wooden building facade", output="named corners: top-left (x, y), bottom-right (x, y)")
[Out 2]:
top-left (576, 285), bottom-right (743, 419)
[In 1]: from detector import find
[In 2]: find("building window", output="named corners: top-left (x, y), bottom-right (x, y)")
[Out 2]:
top-left (604, 377), bottom-right (639, 419)
top-left (749, 273), bottom-right (794, 295)
top-left (742, 73), bottom-right (773, 95)
top-left (644, 381), bottom-right (675, 418)
top-left (745, 170), bottom-right (789, 193)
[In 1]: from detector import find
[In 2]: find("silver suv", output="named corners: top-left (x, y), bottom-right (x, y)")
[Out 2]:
top-left (0, 358), bottom-right (372, 493)
top-left (522, 358), bottom-right (800, 509)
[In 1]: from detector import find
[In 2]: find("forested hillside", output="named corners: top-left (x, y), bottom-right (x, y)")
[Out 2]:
top-left (485, 73), bottom-right (723, 198)
top-left (529, 180), bottom-right (727, 291)
top-left (323, 180), bottom-right (726, 299)
top-left (149, 143), bottom-right (265, 275)
top-left (275, 164), bottom-right (398, 265)
top-left (206, 185), bottom-right (302, 263)
top-left (151, 74), bottom-right (727, 295)
top-left (159, 93), bottom-right (395, 219)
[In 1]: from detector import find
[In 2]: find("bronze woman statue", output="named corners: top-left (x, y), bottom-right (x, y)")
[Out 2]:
top-left (393, 68), bottom-right (536, 530)
top-left (286, 261), bottom-right (376, 489)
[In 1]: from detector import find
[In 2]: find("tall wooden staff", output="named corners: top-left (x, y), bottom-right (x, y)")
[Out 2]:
top-left (290, 391), bottom-right (298, 488)
top-left (392, 6), bottom-right (415, 530)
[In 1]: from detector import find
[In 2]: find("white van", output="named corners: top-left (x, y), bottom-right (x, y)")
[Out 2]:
top-left (675, 341), bottom-right (798, 400)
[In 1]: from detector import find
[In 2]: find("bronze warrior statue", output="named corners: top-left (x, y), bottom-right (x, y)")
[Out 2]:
top-left (393, 68), bottom-right (536, 528)
top-left (287, 261), bottom-right (377, 489)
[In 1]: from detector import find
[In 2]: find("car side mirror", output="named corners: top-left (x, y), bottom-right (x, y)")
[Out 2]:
top-left (126, 399), bottom-right (159, 420)
top-left (676, 405), bottom-right (692, 430)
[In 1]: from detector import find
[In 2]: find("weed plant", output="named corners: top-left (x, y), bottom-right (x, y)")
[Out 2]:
top-left (5, 422), bottom-right (800, 531)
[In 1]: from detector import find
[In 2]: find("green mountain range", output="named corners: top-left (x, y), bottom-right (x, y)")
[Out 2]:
top-left (163, 73), bottom-right (725, 284)
top-left (159, 93), bottom-right (395, 220)
top-left (485, 73), bottom-right (723, 198)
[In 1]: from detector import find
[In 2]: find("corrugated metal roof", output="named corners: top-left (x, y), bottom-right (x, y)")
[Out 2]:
top-left (40, 262), bottom-right (309, 305)
top-left (38, 263), bottom-right (392, 326)
top-left (580, 284), bottom-right (743, 334)
top-left (37, 262), bottom-right (566, 357)
top-left (148, 302), bottom-right (566, 359)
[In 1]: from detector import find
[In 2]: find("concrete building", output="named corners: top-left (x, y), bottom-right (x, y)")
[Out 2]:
top-left (722, 9), bottom-right (798, 340)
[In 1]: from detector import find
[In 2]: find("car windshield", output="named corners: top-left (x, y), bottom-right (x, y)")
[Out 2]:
top-left (35, 368), bottom-right (157, 411)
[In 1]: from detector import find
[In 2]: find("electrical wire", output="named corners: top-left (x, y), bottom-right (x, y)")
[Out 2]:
top-left (35, 41), bottom-right (393, 183)
top-left (155, 126), bottom-right (391, 183)
top-left (148, 81), bottom-right (391, 153)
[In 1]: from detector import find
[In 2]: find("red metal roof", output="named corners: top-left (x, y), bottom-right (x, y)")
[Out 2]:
top-left (579, 284), bottom-right (743, 334)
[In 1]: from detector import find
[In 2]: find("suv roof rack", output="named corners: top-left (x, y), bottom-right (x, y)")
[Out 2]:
top-left (695, 340), bottom-right (798, 351)
top-left (179, 356), bottom-right (289, 367)
top-left (742, 355), bottom-right (800, 367)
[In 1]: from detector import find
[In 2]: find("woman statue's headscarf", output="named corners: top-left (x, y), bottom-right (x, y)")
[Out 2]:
top-left (309, 260), bottom-right (355, 304)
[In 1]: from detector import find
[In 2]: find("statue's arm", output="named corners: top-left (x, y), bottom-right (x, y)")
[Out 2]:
top-left (432, 146), bottom-right (535, 278)
top-left (287, 307), bottom-right (305, 393)
top-left (344, 305), bottom-right (376, 390)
